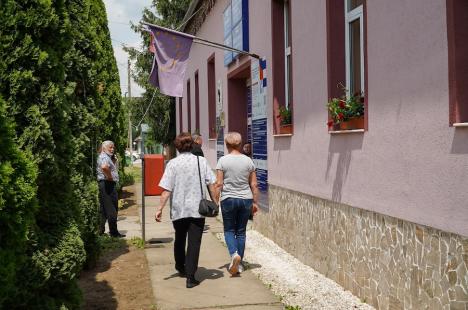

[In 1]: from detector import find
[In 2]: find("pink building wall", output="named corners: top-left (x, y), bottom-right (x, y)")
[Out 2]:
top-left (178, 0), bottom-right (468, 236)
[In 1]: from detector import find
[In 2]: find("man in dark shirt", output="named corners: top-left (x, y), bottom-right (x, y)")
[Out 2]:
top-left (191, 134), bottom-right (204, 157)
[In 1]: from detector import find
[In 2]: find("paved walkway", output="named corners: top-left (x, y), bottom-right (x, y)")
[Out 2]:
top-left (119, 182), bottom-right (282, 310)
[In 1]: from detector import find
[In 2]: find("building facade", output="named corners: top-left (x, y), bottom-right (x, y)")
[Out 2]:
top-left (179, 0), bottom-right (468, 309)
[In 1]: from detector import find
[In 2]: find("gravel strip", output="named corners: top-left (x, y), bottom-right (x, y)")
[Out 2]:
top-left (216, 230), bottom-right (374, 310)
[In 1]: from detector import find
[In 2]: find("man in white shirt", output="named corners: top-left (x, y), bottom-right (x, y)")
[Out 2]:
top-left (97, 140), bottom-right (125, 238)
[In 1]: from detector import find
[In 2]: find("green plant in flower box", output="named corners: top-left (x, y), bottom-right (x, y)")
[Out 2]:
top-left (277, 105), bottom-right (292, 125)
top-left (326, 90), bottom-right (364, 128)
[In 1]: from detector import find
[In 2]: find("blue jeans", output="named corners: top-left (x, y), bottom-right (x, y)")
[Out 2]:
top-left (221, 198), bottom-right (253, 259)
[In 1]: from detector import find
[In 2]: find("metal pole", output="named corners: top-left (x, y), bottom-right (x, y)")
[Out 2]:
top-left (128, 60), bottom-right (133, 166)
top-left (141, 131), bottom-right (145, 243)
top-left (141, 21), bottom-right (260, 59)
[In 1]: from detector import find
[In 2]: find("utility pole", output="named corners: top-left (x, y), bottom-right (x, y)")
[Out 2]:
top-left (127, 59), bottom-right (133, 166)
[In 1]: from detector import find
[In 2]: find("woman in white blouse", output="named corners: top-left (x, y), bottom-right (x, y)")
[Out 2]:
top-left (155, 132), bottom-right (217, 288)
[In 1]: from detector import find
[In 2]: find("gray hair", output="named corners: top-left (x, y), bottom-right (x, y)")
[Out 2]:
top-left (102, 140), bottom-right (114, 150)
top-left (192, 134), bottom-right (202, 143)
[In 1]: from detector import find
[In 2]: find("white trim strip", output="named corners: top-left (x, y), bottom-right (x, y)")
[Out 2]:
top-left (329, 129), bottom-right (365, 134)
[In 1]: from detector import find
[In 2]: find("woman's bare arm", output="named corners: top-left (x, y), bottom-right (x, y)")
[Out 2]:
top-left (249, 171), bottom-right (259, 214)
top-left (214, 170), bottom-right (224, 203)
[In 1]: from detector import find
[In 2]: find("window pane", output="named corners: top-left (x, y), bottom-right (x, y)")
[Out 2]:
top-left (350, 19), bottom-right (361, 94)
top-left (284, 0), bottom-right (290, 48)
top-left (287, 54), bottom-right (292, 106)
top-left (348, 0), bottom-right (364, 11)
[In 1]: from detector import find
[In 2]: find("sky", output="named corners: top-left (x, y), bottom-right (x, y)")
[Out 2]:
top-left (103, 0), bottom-right (153, 98)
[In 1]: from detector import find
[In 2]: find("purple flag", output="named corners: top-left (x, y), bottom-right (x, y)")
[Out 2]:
top-left (147, 25), bottom-right (193, 97)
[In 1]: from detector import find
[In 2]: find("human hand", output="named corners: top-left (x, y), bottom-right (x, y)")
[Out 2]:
top-left (155, 209), bottom-right (163, 222)
top-left (251, 203), bottom-right (259, 216)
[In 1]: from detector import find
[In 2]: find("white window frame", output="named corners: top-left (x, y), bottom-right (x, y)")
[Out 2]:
top-left (284, 0), bottom-right (291, 108)
top-left (345, 0), bottom-right (364, 96)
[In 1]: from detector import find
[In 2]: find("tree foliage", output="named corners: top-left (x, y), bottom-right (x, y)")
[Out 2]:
top-left (125, 0), bottom-right (190, 146)
top-left (0, 0), bottom-right (124, 308)
top-left (0, 96), bottom-right (38, 306)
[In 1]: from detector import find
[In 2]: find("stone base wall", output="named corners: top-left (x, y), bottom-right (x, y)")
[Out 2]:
top-left (253, 185), bottom-right (468, 310)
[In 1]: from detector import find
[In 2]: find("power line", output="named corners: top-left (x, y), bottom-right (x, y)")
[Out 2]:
top-left (109, 20), bottom-right (133, 26)
top-left (111, 38), bottom-right (127, 45)
top-left (136, 90), bottom-right (157, 128)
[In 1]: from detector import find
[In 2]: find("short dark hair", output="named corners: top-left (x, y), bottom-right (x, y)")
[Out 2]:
top-left (174, 132), bottom-right (193, 152)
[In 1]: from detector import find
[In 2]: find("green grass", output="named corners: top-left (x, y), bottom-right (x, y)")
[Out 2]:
top-left (285, 306), bottom-right (302, 310)
top-left (128, 237), bottom-right (145, 249)
top-left (124, 165), bottom-right (142, 184)
top-left (99, 235), bottom-right (127, 253)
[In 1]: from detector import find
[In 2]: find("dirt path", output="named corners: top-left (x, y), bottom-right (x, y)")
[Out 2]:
top-left (79, 182), bottom-right (155, 310)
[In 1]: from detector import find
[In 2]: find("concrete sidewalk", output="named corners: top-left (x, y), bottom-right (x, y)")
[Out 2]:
top-left (131, 182), bottom-right (283, 310)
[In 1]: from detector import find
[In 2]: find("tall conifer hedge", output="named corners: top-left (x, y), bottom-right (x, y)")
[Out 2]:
top-left (0, 0), bottom-right (124, 308)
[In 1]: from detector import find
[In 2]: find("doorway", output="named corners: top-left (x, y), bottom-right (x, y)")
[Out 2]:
top-left (227, 60), bottom-right (269, 209)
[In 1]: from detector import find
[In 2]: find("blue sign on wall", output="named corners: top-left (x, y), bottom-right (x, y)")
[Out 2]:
top-left (251, 59), bottom-right (268, 195)
top-left (247, 85), bottom-right (252, 144)
top-left (223, 0), bottom-right (249, 66)
top-left (217, 127), bottom-right (224, 161)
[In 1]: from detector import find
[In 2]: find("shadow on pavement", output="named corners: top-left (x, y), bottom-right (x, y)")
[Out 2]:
top-left (196, 267), bottom-right (225, 282)
top-left (218, 261), bottom-right (262, 272)
top-left (148, 237), bottom-right (173, 244)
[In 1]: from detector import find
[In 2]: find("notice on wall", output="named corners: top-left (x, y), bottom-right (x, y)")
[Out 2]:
top-left (216, 80), bottom-right (224, 160)
top-left (251, 58), bottom-right (268, 194)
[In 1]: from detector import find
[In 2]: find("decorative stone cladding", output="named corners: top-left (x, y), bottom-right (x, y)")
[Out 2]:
top-left (253, 185), bottom-right (468, 310)
top-left (184, 0), bottom-right (217, 35)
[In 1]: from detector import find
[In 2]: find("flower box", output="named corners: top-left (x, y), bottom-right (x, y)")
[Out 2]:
top-left (327, 87), bottom-right (365, 131)
top-left (279, 124), bottom-right (293, 134)
top-left (338, 116), bottom-right (364, 130)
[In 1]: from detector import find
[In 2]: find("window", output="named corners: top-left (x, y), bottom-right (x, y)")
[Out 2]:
top-left (187, 79), bottom-right (191, 132)
top-left (272, 0), bottom-right (293, 135)
top-left (194, 71), bottom-right (200, 133)
top-left (345, 0), bottom-right (364, 95)
top-left (326, 0), bottom-right (346, 100)
top-left (284, 0), bottom-right (292, 109)
top-left (223, 0), bottom-right (249, 66)
top-left (326, 0), bottom-right (367, 131)
top-left (207, 55), bottom-right (217, 138)
top-left (178, 97), bottom-right (183, 133)
top-left (447, 0), bottom-right (468, 125)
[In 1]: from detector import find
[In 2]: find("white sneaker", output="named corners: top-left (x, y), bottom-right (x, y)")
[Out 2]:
top-left (238, 262), bottom-right (244, 273)
top-left (228, 253), bottom-right (241, 275)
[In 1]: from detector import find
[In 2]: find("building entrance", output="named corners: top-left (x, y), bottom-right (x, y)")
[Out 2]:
top-left (227, 60), bottom-right (269, 209)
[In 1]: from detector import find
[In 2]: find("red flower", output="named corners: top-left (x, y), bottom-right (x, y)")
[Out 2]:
top-left (338, 113), bottom-right (344, 120)
top-left (327, 120), bottom-right (334, 128)
top-left (339, 100), bottom-right (346, 109)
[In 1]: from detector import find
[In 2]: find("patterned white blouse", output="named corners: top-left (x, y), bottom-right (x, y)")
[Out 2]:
top-left (159, 152), bottom-right (216, 221)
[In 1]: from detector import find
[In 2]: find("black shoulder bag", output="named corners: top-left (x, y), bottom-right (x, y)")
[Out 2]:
top-left (197, 156), bottom-right (219, 217)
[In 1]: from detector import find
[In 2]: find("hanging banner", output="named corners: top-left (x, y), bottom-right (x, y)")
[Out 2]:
top-left (146, 25), bottom-right (193, 97)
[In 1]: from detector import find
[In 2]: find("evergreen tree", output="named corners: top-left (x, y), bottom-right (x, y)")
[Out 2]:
top-left (0, 0), bottom-right (124, 308)
top-left (0, 96), bottom-right (38, 306)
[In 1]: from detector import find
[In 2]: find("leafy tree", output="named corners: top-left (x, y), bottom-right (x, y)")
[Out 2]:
top-left (125, 0), bottom-right (190, 148)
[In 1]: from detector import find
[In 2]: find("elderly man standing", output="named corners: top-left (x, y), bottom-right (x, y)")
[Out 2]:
top-left (191, 133), bottom-right (204, 157)
top-left (97, 140), bottom-right (125, 238)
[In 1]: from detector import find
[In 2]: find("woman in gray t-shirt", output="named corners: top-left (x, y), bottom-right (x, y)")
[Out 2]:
top-left (216, 132), bottom-right (258, 275)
